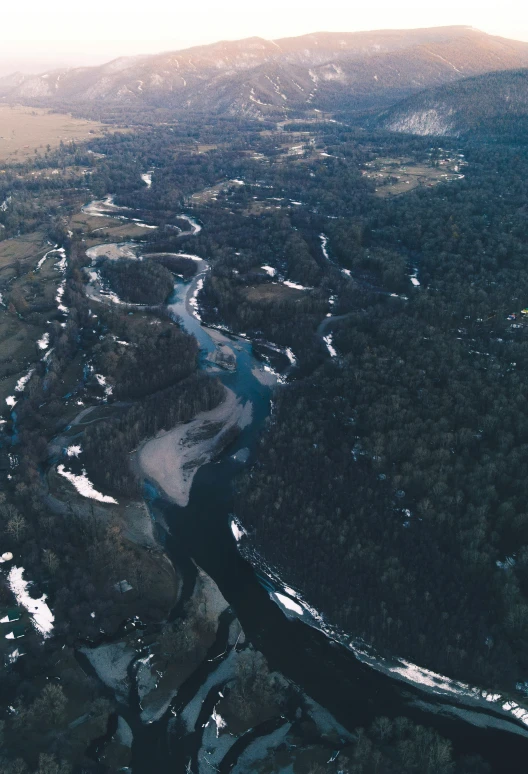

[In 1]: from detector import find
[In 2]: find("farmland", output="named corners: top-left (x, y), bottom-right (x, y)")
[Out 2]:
top-left (0, 105), bottom-right (107, 162)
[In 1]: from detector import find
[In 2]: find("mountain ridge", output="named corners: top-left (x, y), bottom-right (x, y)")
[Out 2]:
top-left (2, 27), bottom-right (528, 117)
top-left (374, 68), bottom-right (528, 138)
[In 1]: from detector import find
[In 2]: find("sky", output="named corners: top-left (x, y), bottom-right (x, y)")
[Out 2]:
top-left (1, 0), bottom-right (526, 75)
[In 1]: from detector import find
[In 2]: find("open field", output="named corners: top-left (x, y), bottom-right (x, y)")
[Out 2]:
top-left (245, 283), bottom-right (306, 303)
top-left (0, 231), bottom-right (48, 269)
top-left (70, 211), bottom-right (159, 244)
top-left (0, 105), bottom-right (107, 163)
top-left (363, 155), bottom-right (466, 197)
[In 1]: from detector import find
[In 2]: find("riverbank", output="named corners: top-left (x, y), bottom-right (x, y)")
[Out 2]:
top-left (135, 386), bottom-right (252, 508)
top-left (238, 538), bottom-right (528, 740)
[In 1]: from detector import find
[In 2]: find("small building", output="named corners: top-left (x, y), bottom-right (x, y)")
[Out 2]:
top-left (114, 580), bottom-right (133, 594)
top-left (0, 608), bottom-right (21, 624)
top-left (5, 624), bottom-right (25, 640)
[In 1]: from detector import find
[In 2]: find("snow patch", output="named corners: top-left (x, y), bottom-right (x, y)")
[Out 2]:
top-left (37, 332), bottom-right (50, 351)
top-left (141, 171), bottom-right (153, 188)
top-left (230, 518), bottom-right (247, 542)
top-left (274, 592), bottom-right (304, 616)
top-left (323, 334), bottom-right (337, 357)
top-left (282, 280), bottom-right (312, 291)
top-left (8, 566), bottom-right (54, 638)
top-left (15, 368), bottom-right (35, 393)
top-left (57, 465), bottom-right (118, 504)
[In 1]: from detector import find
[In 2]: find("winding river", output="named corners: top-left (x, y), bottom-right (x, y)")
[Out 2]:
top-left (83, 196), bottom-right (528, 773)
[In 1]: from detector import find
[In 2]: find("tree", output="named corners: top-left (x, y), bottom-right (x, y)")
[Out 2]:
top-left (6, 512), bottom-right (27, 542)
top-left (42, 549), bottom-right (59, 575)
top-left (36, 754), bottom-right (70, 774)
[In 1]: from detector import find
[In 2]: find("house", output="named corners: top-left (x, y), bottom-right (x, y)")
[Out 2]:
top-left (5, 624), bottom-right (25, 640)
top-left (0, 608), bottom-right (21, 624)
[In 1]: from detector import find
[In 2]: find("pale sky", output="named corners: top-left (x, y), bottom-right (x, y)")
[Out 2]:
top-left (1, 0), bottom-right (527, 75)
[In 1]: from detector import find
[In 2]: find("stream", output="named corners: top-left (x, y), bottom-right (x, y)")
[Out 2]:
top-left (82, 196), bottom-right (528, 773)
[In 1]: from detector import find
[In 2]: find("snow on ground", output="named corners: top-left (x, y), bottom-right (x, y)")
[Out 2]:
top-left (57, 465), bottom-right (118, 504)
top-left (8, 649), bottom-right (23, 664)
top-left (141, 171), bottom-right (153, 188)
top-left (189, 277), bottom-right (205, 319)
top-left (15, 368), bottom-right (35, 393)
top-left (5, 396), bottom-right (16, 408)
top-left (230, 518), bottom-right (247, 542)
top-left (66, 445), bottom-right (82, 457)
top-left (178, 214), bottom-right (202, 235)
top-left (36, 245), bottom-right (58, 270)
top-left (320, 234), bottom-right (330, 261)
top-left (212, 705), bottom-right (227, 736)
top-left (261, 265), bottom-right (277, 277)
top-left (37, 332), bottom-right (50, 351)
top-left (8, 566), bottom-right (54, 638)
top-left (284, 347), bottom-right (296, 366)
top-left (56, 279), bottom-right (68, 313)
top-left (323, 334), bottom-right (337, 358)
top-left (410, 268), bottom-right (420, 287)
top-left (95, 374), bottom-right (113, 398)
top-left (341, 268), bottom-right (351, 278)
top-left (274, 593), bottom-right (304, 616)
top-left (54, 248), bottom-right (67, 272)
top-left (265, 559), bottom-right (528, 731)
top-left (143, 251), bottom-right (203, 263)
top-left (282, 280), bottom-right (312, 291)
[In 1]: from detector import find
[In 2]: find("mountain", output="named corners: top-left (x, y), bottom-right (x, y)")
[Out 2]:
top-left (2, 27), bottom-right (528, 117)
top-left (375, 68), bottom-right (528, 138)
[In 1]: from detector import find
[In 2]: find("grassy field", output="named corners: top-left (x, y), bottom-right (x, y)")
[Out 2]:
top-left (0, 230), bottom-right (48, 269)
top-left (245, 283), bottom-right (306, 303)
top-left (0, 105), bottom-right (107, 163)
top-left (70, 210), bottom-right (160, 245)
top-left (363, 155), bottom-right (465, 197)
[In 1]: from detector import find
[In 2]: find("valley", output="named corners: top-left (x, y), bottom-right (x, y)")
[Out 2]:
top-left (1, 24), bottom-right (528, 774)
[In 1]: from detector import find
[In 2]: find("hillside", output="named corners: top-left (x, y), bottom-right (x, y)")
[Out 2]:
top-left (2, 27), bottom-right (528, 117)
top-left (375, 68), bottom-right (528, 138)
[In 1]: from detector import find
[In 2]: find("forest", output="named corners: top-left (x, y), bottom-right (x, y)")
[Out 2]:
top-left (1, 106), bottom-right (528, 772)
top-left (98, 257), bottom-right (175, 305)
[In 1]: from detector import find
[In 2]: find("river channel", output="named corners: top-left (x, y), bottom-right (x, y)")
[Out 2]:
top-left (84, 197), bottom-right (528, 773)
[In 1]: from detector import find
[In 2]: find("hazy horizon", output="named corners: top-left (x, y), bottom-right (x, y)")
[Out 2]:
top-left (1, 0), bottom-right (527, 77)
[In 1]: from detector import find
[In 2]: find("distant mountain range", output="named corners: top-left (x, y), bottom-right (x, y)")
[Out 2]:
top-left (375, 69), bottom-right (528, 138)
top-left (2, 26), bottom-right (528, 117)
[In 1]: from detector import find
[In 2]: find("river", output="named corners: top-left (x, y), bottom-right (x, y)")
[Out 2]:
top-left (83, 196), bottom-right (528, 773)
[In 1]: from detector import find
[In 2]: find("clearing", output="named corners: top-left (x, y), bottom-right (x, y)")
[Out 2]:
top-left (363, 153), bottom-right (466, 197)
top-left (0, 105), bottom-right (106, 163)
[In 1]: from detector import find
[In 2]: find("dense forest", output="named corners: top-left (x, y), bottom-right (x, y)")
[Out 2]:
top-left (2, 102), bottom-right (528, 772)
top-left (237, 138), bottom-right (528, 689)
top-left (98, 257), bottom-right (175, 305)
